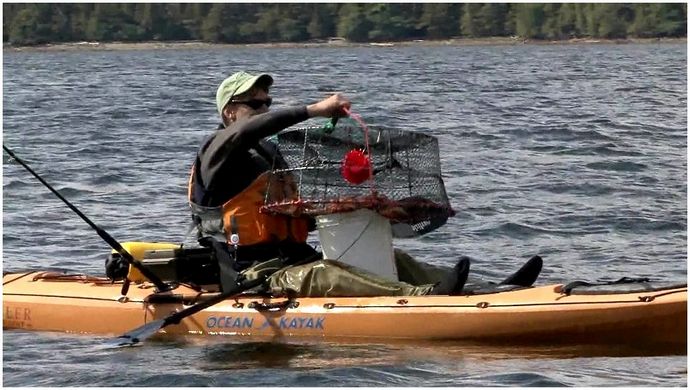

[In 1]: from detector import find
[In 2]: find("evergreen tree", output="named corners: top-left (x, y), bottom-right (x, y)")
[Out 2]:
top-left (574, 3), bottom-right (590, 36)
top-left (69, 4), bottom-right (93, 41)
top-left (557, 3), bottom-right (578, 38)
top-left (8, 4), bottom-right (53, 45)
top-left (133, 3), bottom-right (154, 40)
top-left (585, 3), bottom-right (598, 36)
top-left (594, 4), bottom-right (631, 38)
top-left (201, 3), bottom-right (251, 43)
top-left (504, 4), bottom-right (517, 36)
top-left (3, 4), bottom-right (16, 41)
top-left (232, 4), bottom-right (262, 43)
top-left (275, 4), bottom-right (310, 42)
top-left (418, 3), bottom-right (459, 39)
top-left (158, 4), bottom-right (190, 40)
top-left (541, 3), bottom-right (561, 39)
top-left (200, 3), bottom-right (224, 42)
top-left (366, 3), bottom-right (415, 41)
top-left (656, 3), bottom-right (687, 36)
top-left (336, 4), bottom-right (371, 42)
top-left (307, 4), bottom-right (334, 39)
top-left (255, 5), bottom-right (282, 42)
top-left (461, 3), bottom-right (482, 37)
top-left (85, 3), bottom-right (140, 41)
top-left (478, 3), bottom-right (509, 36)
top-left (182, 4), bottom-right (210, 40)
top-left (515, 4), bottom-right (545, 39)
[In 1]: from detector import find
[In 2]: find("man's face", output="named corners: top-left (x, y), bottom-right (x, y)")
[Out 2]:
top-left (224, 87), bottom-right (271, 124)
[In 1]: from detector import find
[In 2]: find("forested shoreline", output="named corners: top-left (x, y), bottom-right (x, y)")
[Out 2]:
top-left (4, 3), bottom-right (687, 46)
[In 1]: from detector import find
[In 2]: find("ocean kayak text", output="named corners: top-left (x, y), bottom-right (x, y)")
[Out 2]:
top-left (206, 316), bottom-right (325, 330)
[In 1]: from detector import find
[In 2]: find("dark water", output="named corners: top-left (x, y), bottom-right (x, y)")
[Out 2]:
top-left (3, 43), bottom-right (686, 386)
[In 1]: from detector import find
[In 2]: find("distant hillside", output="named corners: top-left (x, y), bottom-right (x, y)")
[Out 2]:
top-left (4, 3), bottom-right (686, 46)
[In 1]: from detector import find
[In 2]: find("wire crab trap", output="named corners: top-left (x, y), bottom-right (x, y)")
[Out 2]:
top-left (261, 117), bottom-right (456, 277)
top-left (261, 116), bottom-right (455, 233)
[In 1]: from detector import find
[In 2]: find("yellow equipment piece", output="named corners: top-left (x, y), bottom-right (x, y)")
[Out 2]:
top-left (113, 242), bottom-right (181, 283)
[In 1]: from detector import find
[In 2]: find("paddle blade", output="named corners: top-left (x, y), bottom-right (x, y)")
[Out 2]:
top-left (106, 277), bottom-right (266, 347)
top-left (107, 319), bottom-right (166, 347)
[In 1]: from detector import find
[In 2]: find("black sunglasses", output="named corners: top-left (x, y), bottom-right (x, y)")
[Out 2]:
top-left (230, 97), bottom-right (272, 110)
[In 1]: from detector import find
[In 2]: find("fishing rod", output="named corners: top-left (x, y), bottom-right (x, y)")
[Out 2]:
top-left (3, 145), bottom-right (173, 293)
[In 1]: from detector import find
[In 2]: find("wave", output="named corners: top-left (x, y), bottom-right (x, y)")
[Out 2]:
top-left (585, 161), bottom-right (647, 172)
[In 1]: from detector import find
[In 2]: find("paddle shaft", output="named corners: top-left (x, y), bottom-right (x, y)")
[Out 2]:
top-left (114, 251), bottom-right (323, 346)
top-left (164, 277), bottom-right (265, 327)
top-left (112, 277), bottom-right (265, 346)
top-left (3, 145), bottom-right (172, 292)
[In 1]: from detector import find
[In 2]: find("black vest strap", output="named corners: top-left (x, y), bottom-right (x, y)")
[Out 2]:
top-left (199, 237), bottom-right (240, 293)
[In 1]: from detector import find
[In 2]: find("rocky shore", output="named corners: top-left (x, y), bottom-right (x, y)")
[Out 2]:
top-left (4, 37), bottom-right (686, 52)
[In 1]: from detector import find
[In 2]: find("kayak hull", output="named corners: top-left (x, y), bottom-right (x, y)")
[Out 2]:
top-left (3, 272), bottom-right (686, 348)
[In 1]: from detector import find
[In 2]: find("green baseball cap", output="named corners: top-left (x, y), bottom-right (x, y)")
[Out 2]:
top-left (215, 71), bottom-right (273, 116)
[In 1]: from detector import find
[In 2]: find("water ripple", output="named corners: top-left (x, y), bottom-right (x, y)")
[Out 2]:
top-left (3, 43), bottom-right (687, 386)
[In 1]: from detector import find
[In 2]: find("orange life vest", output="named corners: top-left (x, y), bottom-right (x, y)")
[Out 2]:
top-left (188, 167), bottom-right (309, 246)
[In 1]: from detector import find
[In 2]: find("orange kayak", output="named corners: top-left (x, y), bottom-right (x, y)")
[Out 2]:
top-left (3, 270), bottom-right (686, 348)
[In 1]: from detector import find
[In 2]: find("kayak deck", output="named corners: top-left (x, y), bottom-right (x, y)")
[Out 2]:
top-left (3, 271), bottom-right (686, 348)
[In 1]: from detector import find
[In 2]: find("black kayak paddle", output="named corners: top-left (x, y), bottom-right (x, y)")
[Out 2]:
top-left (110, 251), bottom-right (326, 346)
top-left (108, 276), bottom-right (265, 347)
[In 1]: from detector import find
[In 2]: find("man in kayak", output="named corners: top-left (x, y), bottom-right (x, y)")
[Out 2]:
top-left (187, 71), bottom-right (472, 297)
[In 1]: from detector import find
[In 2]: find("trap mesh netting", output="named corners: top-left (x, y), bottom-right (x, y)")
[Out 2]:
top-left (260, 121), bottom-right (455, 237)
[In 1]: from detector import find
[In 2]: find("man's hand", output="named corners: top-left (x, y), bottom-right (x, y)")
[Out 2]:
top-left (307, 93), bottom-right (351, 118)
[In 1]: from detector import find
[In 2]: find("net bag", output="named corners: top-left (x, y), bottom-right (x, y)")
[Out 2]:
top-left (260, 119), bottom-right (456, 238)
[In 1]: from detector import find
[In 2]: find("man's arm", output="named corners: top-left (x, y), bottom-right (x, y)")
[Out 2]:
top-left (199, 107), bottom-right (309, 187)
top-left (198, 93), bottom-right (351, 191)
